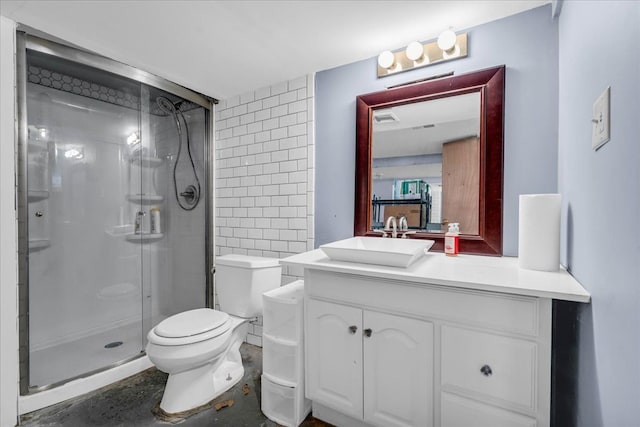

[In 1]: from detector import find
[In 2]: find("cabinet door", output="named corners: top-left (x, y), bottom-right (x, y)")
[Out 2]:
top-left (306, 299), bottom-right (363, 419)
top-left (363, 311), bottom-right (433, 427)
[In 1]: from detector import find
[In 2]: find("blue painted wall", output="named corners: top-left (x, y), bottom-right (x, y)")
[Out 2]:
top-left (315, 5), bottom-right (559, 254)
top-left (558, 1), bottom-right (640, 425)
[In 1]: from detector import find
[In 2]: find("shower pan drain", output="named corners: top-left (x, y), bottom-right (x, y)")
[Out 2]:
top-left (104, 341), bottom-right (123, 349)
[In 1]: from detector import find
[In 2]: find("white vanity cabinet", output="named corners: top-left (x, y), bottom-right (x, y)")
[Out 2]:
top-left (282, 250), bottom-right (590, 427)
top-left (307, 298), bottom-right (433, 427)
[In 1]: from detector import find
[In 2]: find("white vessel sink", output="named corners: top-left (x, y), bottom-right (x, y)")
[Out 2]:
top-left (319, 236), bottom-right (434, 268)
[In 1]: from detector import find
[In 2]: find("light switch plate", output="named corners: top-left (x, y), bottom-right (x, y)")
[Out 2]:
top-left (592, 86), bottom-right (610, 150)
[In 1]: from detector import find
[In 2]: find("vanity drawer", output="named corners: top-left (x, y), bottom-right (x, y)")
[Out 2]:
top-left (441, 325), bottom-right (537, 411)
top-left (441, 392), bottom-right (537, 427)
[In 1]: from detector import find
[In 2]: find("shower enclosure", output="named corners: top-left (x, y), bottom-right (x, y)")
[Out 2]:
top-left (17, 35), bottom-right (214, 393)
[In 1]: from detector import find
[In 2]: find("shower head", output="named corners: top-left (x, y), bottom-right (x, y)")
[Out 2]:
top-left (156, 96), bottom-right (182, 114)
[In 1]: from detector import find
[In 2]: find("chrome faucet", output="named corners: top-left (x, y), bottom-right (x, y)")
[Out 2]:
top-left (397, 216), bottom-right (416, 238)
top-left (399, 216), bottom-right (408, 231)
top-left (385, 216), bottom-right (398, 238)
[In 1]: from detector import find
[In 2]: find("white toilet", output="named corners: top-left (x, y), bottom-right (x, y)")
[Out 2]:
top-left (145, 254), bottom-right (281, 414)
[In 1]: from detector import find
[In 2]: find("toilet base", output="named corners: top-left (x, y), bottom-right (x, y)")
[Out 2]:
top-left (158, 323), bottom-right (248, 414)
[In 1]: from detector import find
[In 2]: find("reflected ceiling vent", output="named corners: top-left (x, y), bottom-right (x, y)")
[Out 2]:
top-left (373, 110), bottom-right (399, 124)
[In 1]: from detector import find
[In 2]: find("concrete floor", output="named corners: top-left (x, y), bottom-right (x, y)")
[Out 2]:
top-left (20, 344), bottom-right (332, 427)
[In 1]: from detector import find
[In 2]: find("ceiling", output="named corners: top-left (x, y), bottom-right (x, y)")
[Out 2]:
top-left (373, 92), bottom-right (480, 158)
top-left (372, 92), bottom-right (480, 182)
top-left (0, 1), bottom-right (548, 100)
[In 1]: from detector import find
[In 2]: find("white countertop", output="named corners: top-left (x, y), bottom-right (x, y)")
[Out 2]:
top-left (281, 249), bottom-right (591, 303)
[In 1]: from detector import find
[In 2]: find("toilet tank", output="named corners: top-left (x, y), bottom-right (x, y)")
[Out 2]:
top-left (215, 254), bottom-right (282, 317)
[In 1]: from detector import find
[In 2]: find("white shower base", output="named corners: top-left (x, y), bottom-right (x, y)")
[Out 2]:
top-left (19, 353), bottom-right (153, 415)
top-left (20, 316), bottom-right (167, 415)
top-left (30, 319), bottom-right (148, 387)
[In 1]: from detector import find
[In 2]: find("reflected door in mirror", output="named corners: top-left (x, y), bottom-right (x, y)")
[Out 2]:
top-left (442, 137), bottom-right (479, 235)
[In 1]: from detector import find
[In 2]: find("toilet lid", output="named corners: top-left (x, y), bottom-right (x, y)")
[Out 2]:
top-left (154, 308), bottom-right (230, 339)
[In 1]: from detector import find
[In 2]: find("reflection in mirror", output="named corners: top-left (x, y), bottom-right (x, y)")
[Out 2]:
top-left (371, 93), bottom-right (480, 234)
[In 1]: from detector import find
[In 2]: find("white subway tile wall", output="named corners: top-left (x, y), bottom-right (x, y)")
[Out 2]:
top-left (215, 75), bottom-right (315, 347)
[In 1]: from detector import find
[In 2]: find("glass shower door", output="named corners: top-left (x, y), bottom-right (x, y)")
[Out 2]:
top-left (22, 40), bottom-right (211, 393)
top-left (25, 51), bottom-right (146, 388)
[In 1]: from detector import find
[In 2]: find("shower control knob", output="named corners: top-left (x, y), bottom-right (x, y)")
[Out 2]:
top-left (35, 211), bottom-right (44, 217)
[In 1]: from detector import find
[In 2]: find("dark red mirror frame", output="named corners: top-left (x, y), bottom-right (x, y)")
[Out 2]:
top-left (354, 66), bottom-right (505, 255)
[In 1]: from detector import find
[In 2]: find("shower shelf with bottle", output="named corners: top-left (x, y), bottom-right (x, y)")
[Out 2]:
top-left (125, 142), bottom-right (165, 242)
top-left (126, 192), bottom-right (164, 243)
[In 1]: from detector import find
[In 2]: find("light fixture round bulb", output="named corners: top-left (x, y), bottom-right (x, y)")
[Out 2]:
top-left (437, 29), bottom-right (457, 52)
top-left (405, 41), bottom-right (424, 61)
top-left (377, 50), bottom-right (395, 69)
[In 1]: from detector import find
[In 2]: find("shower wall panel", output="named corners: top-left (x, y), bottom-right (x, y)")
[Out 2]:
top-left (151, 107), bottom-right (207, 316)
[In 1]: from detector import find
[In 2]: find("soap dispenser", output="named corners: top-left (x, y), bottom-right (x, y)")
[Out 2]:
top-left (444, 222), bottom-right (460, 256)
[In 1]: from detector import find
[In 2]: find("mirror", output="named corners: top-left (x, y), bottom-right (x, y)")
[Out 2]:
top-left (371, 92), bottom-right (481, 235)
top-left (355, 66), bottom-right (505, 255)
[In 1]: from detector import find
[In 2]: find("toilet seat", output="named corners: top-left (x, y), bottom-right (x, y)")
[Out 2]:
top-left (149, 309), bottom-right (232, 346)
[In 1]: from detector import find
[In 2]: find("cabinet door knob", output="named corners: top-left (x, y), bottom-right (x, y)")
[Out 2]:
top-left (35, 211), bottom-right (44, 217)
top-left (349, 325), bottom-right (358, 334)
top-left (480, 364), bottom-right (493, 377)
top-left (364, 328), bottom-right (372, 338)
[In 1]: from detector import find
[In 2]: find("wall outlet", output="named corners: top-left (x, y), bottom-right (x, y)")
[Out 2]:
top-left (592, 86), bottom-right (610, 150)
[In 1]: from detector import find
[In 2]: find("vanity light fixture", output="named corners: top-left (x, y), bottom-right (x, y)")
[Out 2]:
top-left (376, 30), bottom-right (467, 78)
top-left (377, 50), bottom-right (398, 72)
top-left (406, 41), bottom-right (428, 63)
top-left (438, 28), bottom-right (461, 59)
top-left (437, 29), bottom-right (457, 53)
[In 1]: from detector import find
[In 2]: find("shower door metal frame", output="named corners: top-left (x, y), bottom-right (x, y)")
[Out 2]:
top-left (16, 32), bottom-right (217, 395)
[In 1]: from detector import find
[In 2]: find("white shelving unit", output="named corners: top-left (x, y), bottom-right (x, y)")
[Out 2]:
top-left (261, 280), bottom-right (310, 427)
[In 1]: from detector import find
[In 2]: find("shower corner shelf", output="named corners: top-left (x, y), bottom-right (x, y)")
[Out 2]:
top-left (126, 194), bottom-right (164, 204)
top-left (130, 156), bottom-right (163, 167)
top-left (28, 190), bottom-right (50, 202)
top-left (105, 224), bottom-right (135, 237)
top-left (125, 233), bottom-right (164, 243)
top-left (29, 239), bottom-right (50, 251)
